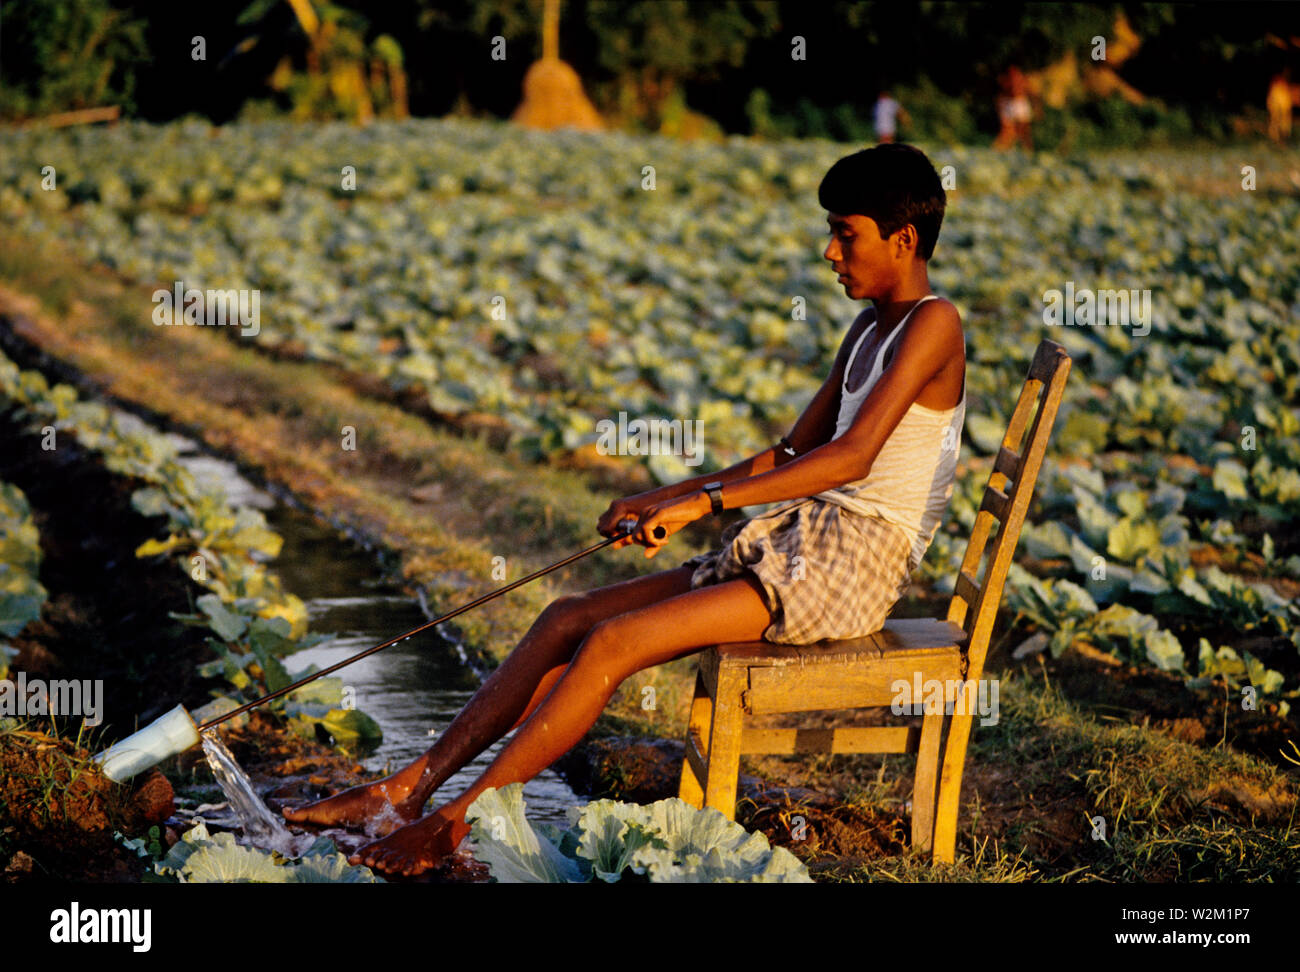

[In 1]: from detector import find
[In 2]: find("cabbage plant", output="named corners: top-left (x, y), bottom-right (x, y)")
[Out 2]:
top-left (152, 821), bottom-right (383, 883)
top-left (0, 481), bottom-right (46, 651)
top-left (465, 783), bottom-right (812, 883)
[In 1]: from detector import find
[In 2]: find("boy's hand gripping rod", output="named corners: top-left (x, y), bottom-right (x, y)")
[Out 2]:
top-left (196, 517), bottom-right (664, 733)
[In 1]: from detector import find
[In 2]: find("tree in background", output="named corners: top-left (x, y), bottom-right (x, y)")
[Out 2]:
top-left (0, 0), bottom-right (148, 120)
top-left (371, 34), bottom-right (408, 118)
top-left (583, 0), bottom-right (778, 134)
top-left (236, 0), bottom-right (409, 121)
top-left (3, 0), bottom-right (1295, 144)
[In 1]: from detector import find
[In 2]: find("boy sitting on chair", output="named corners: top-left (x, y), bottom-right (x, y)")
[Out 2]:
top-left (284, 143), bottom-right (967, 877)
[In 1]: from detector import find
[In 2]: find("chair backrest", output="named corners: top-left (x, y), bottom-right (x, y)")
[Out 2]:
top-left (946, 339), bottom-right (1072, 682)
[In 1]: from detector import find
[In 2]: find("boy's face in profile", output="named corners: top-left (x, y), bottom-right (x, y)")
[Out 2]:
top-left (824, 211), bottom-right (904, 301)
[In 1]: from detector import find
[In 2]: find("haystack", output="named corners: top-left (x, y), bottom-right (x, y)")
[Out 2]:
top-left (510, 0), bottom-right (603, 132)
top-left (512, 56), bottom-right (604, 131)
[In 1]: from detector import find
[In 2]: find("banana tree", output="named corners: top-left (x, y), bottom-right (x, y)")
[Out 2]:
top-left (237, 0), bottom-right (408, 121)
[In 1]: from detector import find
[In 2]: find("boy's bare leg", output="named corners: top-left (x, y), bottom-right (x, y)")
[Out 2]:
top-left (283, 564), bottom-right (699, 830)
top-left (348, 572), bottom-right (774, 876)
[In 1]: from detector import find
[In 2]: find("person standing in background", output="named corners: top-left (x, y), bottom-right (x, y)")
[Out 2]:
top-left (995, 66), bottom-right (1033, 151)
top-left (874, 90), bottom-right (908, 143)
top-left (1267, 70), bottom-right (1292, 143)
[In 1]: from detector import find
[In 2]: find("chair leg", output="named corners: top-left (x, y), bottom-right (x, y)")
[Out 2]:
top-left (932, 712), bottom-right (975, 864)
top-left (701, 667), bottom-right (746, 820)
top-left (911, 710), bottom-right (946, 854)
top-left (678, 669), bottom-right (712, 808)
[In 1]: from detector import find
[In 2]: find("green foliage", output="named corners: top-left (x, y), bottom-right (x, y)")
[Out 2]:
top-left (1187, 637), bottom-right (1288, 715)
top-left (585, 1), bottom-right (779, 78)
top-left (0, 0), bottom-right (1281, 142)
top-left (0, 644), bottom-right (18, 683)
top-left (1090, 603), bottom-right (1186, 673)
top-left (891, 77), bottom-right (984, 146)
top-left (1034, 97), bottom-right (1201, 153)
top-left (466, 783), bottom-right (812, 883)
top-left (1005, 563), bottom-right (1189, 673)
top-left (0, 482), bottom-right (42, 576)
top-left (750, 76), bottom-right (986, 146)
top-left (0, 566), bottom-right (47, 641)
top-left (918, 0), bottom-right (1115, 72)
top-left (7, 120), bottom-right (1295, 494)
top-left (0, 481), bottom-right (47, 646)
top-left (0, 0), bottom-right (148, 119)
top-left (153, 820), bottom-right (384, 883)
top-left (115, 824), bottom-right (164, 860)
top-left (465, 784), bottom-right (585, 882)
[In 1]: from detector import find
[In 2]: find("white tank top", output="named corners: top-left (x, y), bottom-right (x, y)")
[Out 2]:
top-left (745, 295), bottom-right (966, 573)
top-left (828, 295), bottom-right (966, 571)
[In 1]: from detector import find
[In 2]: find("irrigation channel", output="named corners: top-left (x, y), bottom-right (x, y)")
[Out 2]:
top-left (161, 428), bottom-right (584, 846)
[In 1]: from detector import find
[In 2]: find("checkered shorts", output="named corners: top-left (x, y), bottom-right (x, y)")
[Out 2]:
top-left (680, 499), bottom-right (915, 645)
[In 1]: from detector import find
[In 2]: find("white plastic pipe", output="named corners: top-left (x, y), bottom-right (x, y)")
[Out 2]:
top-left (94, 704), bottom-right (201, 783)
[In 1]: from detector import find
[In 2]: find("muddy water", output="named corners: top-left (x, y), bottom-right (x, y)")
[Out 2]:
top-left (162, 431), bottom-right (583, 833)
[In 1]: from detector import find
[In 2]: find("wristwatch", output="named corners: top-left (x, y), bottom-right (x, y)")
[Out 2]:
top-left (702, 481), bottom-right (725, 516)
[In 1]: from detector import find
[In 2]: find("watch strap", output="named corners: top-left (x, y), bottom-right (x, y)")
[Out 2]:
top-left (702, 481), bottom-right (724, 516)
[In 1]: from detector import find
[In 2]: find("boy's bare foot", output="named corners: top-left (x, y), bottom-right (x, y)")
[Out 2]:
top-left (349, 811), bottom-right (470, 877)
top-left (282, 771), bottom-right (424, 832)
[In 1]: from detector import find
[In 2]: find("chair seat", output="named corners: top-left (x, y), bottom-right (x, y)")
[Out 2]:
top-left (709, 618), bottom-right (969, 666)
top-left (702, 618), bottom-right (970, 716)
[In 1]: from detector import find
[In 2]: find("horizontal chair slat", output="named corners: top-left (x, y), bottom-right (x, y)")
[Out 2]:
top-left (954, 570), bottom-right (980, 608)
top-left (741, 725), bottom-right (919, 755)
top-left (994, 445), bottom-right (1020, 481)
top-left (746, 654), bottom-right (966, 714)
top-left (685, 729), bottom-right (708, 784)
top-left (1029, 344), bottom-right (1068, 382)
top-left (980, 485), bottom-right (1010, 520)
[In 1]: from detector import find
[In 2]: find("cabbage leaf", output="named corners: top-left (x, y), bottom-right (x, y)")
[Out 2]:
top-left (466, 783), bottom-right (812, 883)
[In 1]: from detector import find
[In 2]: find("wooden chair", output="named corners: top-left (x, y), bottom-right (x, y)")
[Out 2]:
top-left (677, 339), bottom-right (1072, 863)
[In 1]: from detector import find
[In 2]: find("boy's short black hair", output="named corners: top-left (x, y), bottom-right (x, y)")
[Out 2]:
top-left (817, 143), bottom-right (946, 260)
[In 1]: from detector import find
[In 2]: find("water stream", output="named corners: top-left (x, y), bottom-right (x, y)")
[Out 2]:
top-left (198, 730), bottom-right (316, 857)
top-left (159, 428), bottom-right (584, 850)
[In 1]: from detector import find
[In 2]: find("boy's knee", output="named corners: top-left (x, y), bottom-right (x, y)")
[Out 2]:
top-left (542, 594), bottom-right (595, 642)
top-left (574, 618), bottom-right (637, 678)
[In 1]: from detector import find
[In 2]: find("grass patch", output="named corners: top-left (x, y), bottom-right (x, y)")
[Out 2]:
top-left (822, 835), bottom-right (1044, 883)
top-left (906, 669), bottom-right (1295, 880)
top-left (0, 718), bottom-right (160, 878)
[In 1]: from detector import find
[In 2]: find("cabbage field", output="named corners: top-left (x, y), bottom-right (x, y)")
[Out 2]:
top-left (1, 117), bottom-right (1298, 711)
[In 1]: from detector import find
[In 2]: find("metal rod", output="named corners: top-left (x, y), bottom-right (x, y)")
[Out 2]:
top-left (196, 518), bottom-right (660, 733)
